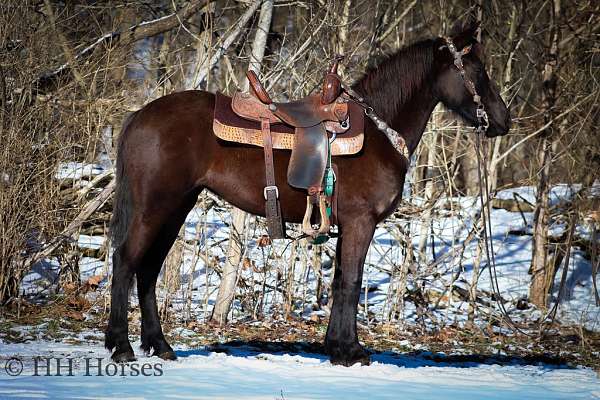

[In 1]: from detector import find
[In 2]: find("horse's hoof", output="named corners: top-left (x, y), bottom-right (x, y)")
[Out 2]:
top-left (327, 342), bottom-right (371, 367)
top-left (154, 350), bottom-right (177, 361)
top-left (330, 352), bottom-right (371, 367)
top-left (112, 349), bottom-right (136, 363)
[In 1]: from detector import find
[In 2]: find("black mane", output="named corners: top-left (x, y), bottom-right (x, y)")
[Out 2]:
top-left (353, 39), bottom-right (437, 123)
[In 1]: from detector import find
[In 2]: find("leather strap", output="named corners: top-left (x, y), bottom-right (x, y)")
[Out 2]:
top-left (261, 117), bottom-right (285, 239)
top-left (330, 163), bottom-right (339, 226)
top-left (247, 71), bottom-right (272, 104)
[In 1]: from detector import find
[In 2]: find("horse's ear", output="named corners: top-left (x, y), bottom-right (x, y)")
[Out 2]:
top-left (450, 17), bottom-right (480, 50)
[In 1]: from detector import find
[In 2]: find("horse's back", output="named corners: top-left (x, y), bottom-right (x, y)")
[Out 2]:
top-left (128, 90), bottom-right (215, 133)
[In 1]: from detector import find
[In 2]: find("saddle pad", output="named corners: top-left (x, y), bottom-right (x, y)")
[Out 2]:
top-left (213, 92), bottom-right (364, 156)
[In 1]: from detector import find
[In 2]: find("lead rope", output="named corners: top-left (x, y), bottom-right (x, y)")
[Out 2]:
top-left (477, 135), bottom-right (574, 337)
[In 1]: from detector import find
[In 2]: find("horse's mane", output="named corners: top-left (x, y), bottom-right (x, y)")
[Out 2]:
top-left (353, 39), bottom-right (437, 123)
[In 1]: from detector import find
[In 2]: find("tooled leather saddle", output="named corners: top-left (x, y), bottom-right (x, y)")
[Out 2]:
top-left (213, 58), bottom-right (365, 241)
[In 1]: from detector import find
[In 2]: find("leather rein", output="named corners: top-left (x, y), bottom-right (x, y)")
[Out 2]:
top-left (348, 37), bottom-right (531, 334)
top-left (442, 37), bottom-right (535, 335)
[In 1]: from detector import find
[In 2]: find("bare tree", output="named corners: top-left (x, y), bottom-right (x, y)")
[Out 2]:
top-left (211, 0), bottom-right (274, 325)
top-left (530, 0), bottom-right (562, 309)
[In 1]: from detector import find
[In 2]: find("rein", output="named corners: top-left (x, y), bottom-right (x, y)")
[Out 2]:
top-left (342, 40), bottom-right (535, 335)
top-left (443, 37), bottom-right (533, 335)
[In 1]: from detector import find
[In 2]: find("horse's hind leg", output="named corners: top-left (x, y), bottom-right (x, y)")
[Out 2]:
top-left (137, 193), bottom-right (198, 360)
top-left (106, 213), bottom-right (165, 362)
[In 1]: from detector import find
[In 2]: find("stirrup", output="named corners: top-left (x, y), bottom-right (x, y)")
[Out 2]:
top-left (301, 194), bottom-right (330, 241)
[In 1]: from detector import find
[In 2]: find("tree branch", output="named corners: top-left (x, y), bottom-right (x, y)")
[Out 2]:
top-left (20, 177), bottom-right (116, 271)
top-left (32, 0), bottom-right (212, 94)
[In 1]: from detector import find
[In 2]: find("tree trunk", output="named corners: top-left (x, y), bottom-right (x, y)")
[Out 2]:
top-left (210, 0), bottom-right (273, 325)
top-left (489, 2), bottom-right (521, 191)
top-left (530, 0), bottom-right (561, 310)
top-left (334, 0), bottom-right (351, 76)
top-left (192, 0), bottom-right (263, 89)
top-left (33, 0), bottom-right (211, 94)
top-left (467, 2), bottom-right (484, 322)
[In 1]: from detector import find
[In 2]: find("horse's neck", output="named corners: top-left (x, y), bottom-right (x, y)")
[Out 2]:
top-left (356, 41), bottom-right (440, 156)
top-left (389, 87), bottom-right (438, 154)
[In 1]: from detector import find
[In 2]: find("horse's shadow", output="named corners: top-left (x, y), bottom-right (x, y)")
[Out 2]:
top-left (175, 340), bottom-right (572, 370)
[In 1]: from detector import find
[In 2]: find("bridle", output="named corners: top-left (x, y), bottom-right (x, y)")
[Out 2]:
top-left (441, 36), bottom-right (490, 135)
top-left (343, 37), bottom-right (491, 160)
top-left (345, 37), bottom-right (532, 333)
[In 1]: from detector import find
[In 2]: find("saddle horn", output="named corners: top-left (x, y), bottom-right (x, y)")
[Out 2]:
top-left (246, 70), bottom-right (272, 104)
top-left (321, 55), bottom-right (344, 105)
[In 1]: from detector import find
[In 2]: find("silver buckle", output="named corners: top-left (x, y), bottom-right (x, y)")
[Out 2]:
top-left (264, 185), bottom-right (279, 200)
top-left (476, 107), bottom-right (486, 118)
top-left (340, 116), bottom-right (350, 129)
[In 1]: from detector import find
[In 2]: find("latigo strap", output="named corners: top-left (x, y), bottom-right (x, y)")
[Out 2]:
top-left (261, 117), bottom-right (285, 239)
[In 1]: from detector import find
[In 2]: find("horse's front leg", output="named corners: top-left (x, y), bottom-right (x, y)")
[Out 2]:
top-left (325, 217), bottom-right (375, 366)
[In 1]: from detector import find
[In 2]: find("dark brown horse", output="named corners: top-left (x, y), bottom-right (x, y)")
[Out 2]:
top-left (105, 22), bottom-right (510, 366)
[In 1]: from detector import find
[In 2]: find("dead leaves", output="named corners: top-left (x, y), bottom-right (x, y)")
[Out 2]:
top-left (66, 294), bottom-right (90, 311)
top-left (65, 310), bottom-right (85, 321)
top-left (257, 235), bottom-right (271, 247)
top-left (243, 257), bottom-right (261, 273)
top-left (83, 274), bottom-right (104, 292)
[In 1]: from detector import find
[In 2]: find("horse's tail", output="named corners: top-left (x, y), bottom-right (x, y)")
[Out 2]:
top-left (109, 112), bottom-right (136, 250)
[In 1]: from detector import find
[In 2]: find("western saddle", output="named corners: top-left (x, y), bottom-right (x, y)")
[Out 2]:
top-left (213, 58), bottom-right (365, 242)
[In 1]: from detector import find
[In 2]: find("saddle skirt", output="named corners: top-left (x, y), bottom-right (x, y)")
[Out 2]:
top-left (213, 92), bottom-right (365, 156)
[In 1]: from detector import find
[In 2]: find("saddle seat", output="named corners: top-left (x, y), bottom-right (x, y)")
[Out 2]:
top-left (212, 58), bottom-right (365, 241)
top-left (213, 92), bottom-right (364, 155)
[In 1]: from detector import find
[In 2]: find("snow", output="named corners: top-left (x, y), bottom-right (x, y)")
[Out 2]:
top-left (18, 190), bottom-right (599, 333)
top-left (17, 177), bottom-right (600, 330)
top-left (11, 164), bottom-right (600, 397)
top-left (77, 235), bottom-right (104, 250)
top-left (55, 162), bottom-right (105, 181)
top-left (495, 184), bottom-right (581, 207)
top-left (0, 341), bottom-right (598, 400)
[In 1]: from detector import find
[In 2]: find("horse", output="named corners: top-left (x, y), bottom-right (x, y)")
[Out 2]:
top-left (105, 21), bottom-right (510, 367)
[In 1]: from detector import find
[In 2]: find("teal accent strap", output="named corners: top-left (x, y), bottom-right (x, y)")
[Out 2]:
top-left (324, 169), bottom-right (334, 197)
top-left (312, 234), bottom-right (329, 245)
top-left (323, 140), bottom-right (335, 197)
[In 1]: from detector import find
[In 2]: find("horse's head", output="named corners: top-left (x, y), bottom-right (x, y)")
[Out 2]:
top-left (434, 21), bottom-right (511, 137)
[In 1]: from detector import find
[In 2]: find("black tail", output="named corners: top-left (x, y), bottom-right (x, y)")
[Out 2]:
top-left (109, 112), bottom-right (136, 249)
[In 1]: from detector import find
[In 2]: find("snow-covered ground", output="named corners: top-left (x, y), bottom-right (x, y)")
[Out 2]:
top-left (4, 162), bottom-right (599, 399)
top-left (21, 162), bottom-right (600, 332)
top-left (0, 341), bottom-right (598, 400)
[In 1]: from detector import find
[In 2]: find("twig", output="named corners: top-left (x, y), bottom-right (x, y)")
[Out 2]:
top-left (31, 0), bottom-right (212, 93)
top-left (20, 178), bottom-right (116, 270)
